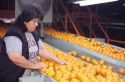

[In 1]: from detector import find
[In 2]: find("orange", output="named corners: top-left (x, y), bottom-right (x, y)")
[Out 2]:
top-left (118, 69), bottom-right (125, 75)
top-left (80, 55), bottom-right (86, 61)
top-left (91, 59), bottom-right (98, 65)
top-left (107, 66), bottom-right (114, 71)
top-left (85, 56), bottom-right (91, 62)
top-left (98, 60), bottom-right (106, 65)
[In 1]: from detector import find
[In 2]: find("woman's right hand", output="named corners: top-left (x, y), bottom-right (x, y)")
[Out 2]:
top-left (32, 62), bottom-right (48, 69)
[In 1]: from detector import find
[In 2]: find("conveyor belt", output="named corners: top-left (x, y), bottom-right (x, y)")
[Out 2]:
top-left (44, 34), bottom-right (125, 70)
top-left (41, 41), bottom-right (125, 79)
top-left (42, 73), bottom-right (56, 82)
top-left (26, 70), bottom-right (56, 82)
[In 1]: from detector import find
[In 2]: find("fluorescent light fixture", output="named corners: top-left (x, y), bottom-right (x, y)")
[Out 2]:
top-left (73, 0), bottom-right (86, 4)
top-left (123, 4), bottom-right (125, 6)
top-left (74, 0), bottom-right (118, 6)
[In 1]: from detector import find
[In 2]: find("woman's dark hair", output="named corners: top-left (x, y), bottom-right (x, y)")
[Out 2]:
top-left (14, 5), bottom-right (43, 32)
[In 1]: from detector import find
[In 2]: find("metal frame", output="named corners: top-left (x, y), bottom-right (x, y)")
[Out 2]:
top-left (53, 0), bottom-right (125, 46)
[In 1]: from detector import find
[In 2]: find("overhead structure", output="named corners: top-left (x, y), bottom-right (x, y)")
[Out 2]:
top-left (16, 0), bottom-right (52, 23)
top-left (18, 0), bottom-right (51, 15)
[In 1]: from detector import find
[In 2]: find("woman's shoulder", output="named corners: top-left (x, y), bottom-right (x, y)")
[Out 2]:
top-left (5, 26), bottom-right (24, 36)
top-left (7, 26), bottom-right (22, 33)
top-left (4, 26), bottom-right (26, 42)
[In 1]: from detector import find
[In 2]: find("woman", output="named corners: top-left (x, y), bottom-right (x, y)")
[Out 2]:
top-left (0, 6), bottom-right (67, 82)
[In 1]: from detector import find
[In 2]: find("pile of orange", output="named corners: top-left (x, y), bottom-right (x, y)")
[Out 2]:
top-left (37, 43), bottom-right (125, 82)
top-left (45, 27), bottom-right (125, 61)
top-left (80, 55), bottom-right (115, 71)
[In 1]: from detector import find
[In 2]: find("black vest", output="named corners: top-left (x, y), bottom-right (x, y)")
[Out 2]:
top-left (0, 27), bottom-right (39, 82)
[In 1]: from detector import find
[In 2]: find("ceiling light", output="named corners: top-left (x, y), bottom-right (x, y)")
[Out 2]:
top-left (73, 0), bottom-right (118, 6)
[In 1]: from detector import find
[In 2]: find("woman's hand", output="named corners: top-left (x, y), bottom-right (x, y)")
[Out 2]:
top-left (58, 60), bottom-right (68, 65)
top-left (32, 62), bottom-right (48, 69)
top-left (39, 49), bottom-right (68, 65)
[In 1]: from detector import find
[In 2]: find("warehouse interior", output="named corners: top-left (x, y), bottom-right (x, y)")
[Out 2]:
top-left (0, 0), bottom-right (125, 82)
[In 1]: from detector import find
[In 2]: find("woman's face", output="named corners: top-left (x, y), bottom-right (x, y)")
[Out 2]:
top-left (24, 18), bottom-right (39, 32)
